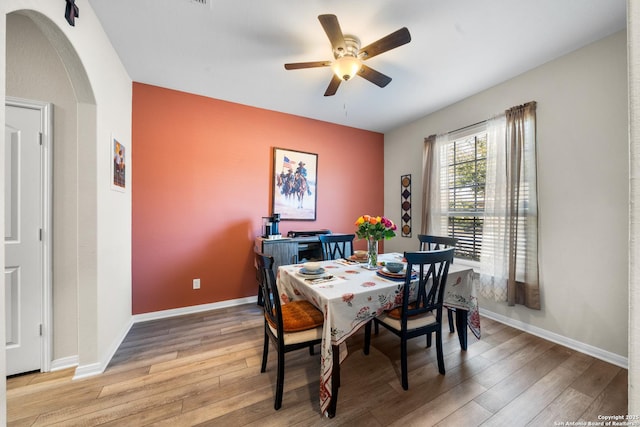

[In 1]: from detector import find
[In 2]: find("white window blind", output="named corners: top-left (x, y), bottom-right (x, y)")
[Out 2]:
top-left (441, 124), bottom-right (487, 261)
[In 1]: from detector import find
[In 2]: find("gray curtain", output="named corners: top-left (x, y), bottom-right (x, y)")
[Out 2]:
top-left (421, 135), bottom-right (437, 235)
top-left (504, 101), bottom-right (540, 309)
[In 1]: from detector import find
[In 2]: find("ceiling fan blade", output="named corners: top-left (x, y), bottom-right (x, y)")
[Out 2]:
top-left (359, 27), bottom-right (411, 60)
top-left (318, 14), bottom-right (346, 53)
top-left (284, 61), bottom-right (331, 70)
top-left (358, 64), bottom-right (392, 88)
top-left (324, 74), bottom-right (342, 96)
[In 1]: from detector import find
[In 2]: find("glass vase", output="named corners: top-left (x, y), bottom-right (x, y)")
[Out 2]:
top-left (367, 237), bottom-right (379, 269)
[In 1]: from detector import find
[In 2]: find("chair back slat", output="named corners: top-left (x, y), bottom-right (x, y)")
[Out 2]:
top-left (417, 234), bottom-right (458, 251)
top-left (318, 234), bottom-right (355, 260)
top-left (255, 250), bottom-right (284, 339)
top-left (402, 248), bottom-right (455, 325)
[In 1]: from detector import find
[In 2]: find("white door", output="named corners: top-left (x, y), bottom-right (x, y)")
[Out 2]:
top-left (5, 100), bottom-right (50, 375)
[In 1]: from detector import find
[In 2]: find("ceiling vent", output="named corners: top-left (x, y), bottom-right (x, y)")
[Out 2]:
top-left (189, 0), bottom-right (211, 8)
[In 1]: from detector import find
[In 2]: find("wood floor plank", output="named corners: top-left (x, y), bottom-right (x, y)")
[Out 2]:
top-left (98, 401), bottom-right (184, 427)
top-left (470, 334), bottom-right (554, 389)
top-left (577, 368), bottom-right (628, 422)
top-left (30, 371), bottom-right (223, 426)
top-left (388, 379), bottom-right (487, 426)
top-left (570, 358), bottom-right (622, 398)
top-left (148, 338), bottom-right (262, 374)
top-left (6, 303), bottom-right (628, 426)
top-left (479, 352), bottom-right (593, 426)
top-left (368, 352), bottom-right (492, 425)
top-left (473, 344), bottom-right (574, 414)
top-left (434, 400), bottom-right (493, 427)
top-left (526, 387), bottom-right (592, 426)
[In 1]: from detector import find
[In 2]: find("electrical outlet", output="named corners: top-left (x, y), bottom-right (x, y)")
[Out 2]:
top-left (193, 278), bottom-right (200, 289)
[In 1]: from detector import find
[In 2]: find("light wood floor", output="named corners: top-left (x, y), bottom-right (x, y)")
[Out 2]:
top-left (8, 303), bottom-right (627, 426)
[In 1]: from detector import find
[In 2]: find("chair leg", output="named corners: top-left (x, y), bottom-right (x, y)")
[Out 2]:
top-left (448, 308), bottom-right (455, 333)
top-left (401, 337), bottom-right (409, 390)
top-left (261, 328), bottom-right (269, 373)
top-left (426, 332), bottom-right (432, 348)
top-left (363, 320), bottom-right (371, 355)
top-left (309, 344), bottom-right (315, 355)
top-left (274, 349), bottom-right (285, 410)
top-left (436, 329), bottom-right (446, 375)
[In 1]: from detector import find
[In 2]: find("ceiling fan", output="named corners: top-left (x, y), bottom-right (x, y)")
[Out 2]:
top-left (284, 14), bottom-right (411, 96)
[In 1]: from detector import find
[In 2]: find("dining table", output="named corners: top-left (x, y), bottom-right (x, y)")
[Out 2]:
top-left (276, 252), bottom-right (480, 418)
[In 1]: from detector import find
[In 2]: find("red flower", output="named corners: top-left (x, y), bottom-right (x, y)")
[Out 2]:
top-left (394, 292), bottom-right (404, 305)
top-left (342, 293), bottom-right (354, 303)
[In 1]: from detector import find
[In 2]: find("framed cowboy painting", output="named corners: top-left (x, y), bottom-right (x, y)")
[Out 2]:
top-left (272, 148), bottom-right (318, 220)
top-left (111, 135), bottom-right (126, 191)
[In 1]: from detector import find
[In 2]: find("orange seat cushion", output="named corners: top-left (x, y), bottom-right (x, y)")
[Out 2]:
top-left (386, 303), bottom-right (416, 320)
top-left (267, 300), bottom-right (324, 332)
top-left (386, 303), bottom-right (430, 320)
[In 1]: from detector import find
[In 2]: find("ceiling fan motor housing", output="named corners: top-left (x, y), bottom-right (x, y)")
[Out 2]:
top-left (332, 35), bottom-right (361, 81)
top-left (333, 35), bottom-right (361, 59)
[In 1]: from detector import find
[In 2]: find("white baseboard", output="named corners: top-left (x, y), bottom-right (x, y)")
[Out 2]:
top-left (132, 296), bottom-right (257, 323)
top-left (73, 316), bottom-right (135, 380)
top-left (73, 362), bottom-right (103, 380)
top-left (479, 308), bottom-right (628, 369)
top-left (50, 355), bottom-right (78, 372)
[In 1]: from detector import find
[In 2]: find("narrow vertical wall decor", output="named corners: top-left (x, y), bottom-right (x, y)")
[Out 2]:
top-left (111, 134), bottom-right (126, 191)
top-left (401, 174), bottom-right (411, 237)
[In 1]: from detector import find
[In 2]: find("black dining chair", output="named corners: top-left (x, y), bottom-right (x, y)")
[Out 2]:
top-left (255, 250), bottom-right (324, 410)
top-left (363, 248), bottom-right (454, 390)
top-left (318, 233), bottom-right (355, 260)
top-left (417, 234), bottom-right (458, 251)
top-left (417, 234), bottom-right (459, 338)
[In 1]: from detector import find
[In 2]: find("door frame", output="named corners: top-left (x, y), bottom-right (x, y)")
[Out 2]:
top-left (5, 96), bottom-right (52, 372)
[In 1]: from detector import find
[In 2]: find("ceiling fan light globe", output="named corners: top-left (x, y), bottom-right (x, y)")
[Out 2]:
top-left (332, 56), bottom-right (361, 82)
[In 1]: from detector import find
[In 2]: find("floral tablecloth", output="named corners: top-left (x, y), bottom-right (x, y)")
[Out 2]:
top-left (276, 252), bottom-right (480, 417)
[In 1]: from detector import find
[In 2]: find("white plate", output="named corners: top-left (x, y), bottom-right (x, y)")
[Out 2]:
top-left (299, 267), bottom-right (325, 276)
top-left (380, 267), bottom-right (407, 277)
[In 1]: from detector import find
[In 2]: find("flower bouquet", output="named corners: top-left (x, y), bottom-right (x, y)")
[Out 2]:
top-left (354, 215), bottom-right (396, 268)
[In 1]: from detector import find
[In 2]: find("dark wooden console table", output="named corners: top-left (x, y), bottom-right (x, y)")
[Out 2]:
top-left (254, 236), bottom-right (323, 273)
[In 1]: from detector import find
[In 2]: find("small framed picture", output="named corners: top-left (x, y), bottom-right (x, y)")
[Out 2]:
top-left (272, 147), bottom-right (318, 220)
top-left (111, 135), bottom-right (126, 191)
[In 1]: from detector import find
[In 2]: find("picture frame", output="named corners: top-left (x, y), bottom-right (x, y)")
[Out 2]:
top-left (272, 147), bottom-right (318, 221)
top-left (111, 135), bottom-right (126, 191)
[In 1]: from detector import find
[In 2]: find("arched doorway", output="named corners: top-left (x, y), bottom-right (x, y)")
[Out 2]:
top-left (5, 10), bottom-right (98, 373)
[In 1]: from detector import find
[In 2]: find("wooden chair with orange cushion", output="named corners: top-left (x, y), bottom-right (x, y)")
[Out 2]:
top-left (255, 250), bottom-right (324, 410)
top-left (363, 248), bottom-right (454, 390)
top-left (417, 234), bottom-right (459, 338)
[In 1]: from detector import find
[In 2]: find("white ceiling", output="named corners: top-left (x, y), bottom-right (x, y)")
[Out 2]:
top-left (88, 0), bottom-right (626, 133)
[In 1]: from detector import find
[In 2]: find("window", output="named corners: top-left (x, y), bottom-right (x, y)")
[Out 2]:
top-left (444, 132), bottom-right (487, 261)
top-left (426, 102), bottom-right (538, 307)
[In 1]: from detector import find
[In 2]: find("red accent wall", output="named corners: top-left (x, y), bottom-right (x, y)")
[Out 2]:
top-left (132, 83), bottom-right (384, 314)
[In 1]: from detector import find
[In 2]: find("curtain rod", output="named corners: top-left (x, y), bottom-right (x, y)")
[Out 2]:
top-left (441, 101), bottom-right (534, 135)
top-left (448, 119), bottom-right (487, 135)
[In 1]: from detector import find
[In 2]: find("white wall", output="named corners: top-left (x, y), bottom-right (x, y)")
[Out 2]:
top-left (384, 31), bottom-right (629, 360)
top-left (0, 7), bottom-right (7, 423)
top-left (0, 0), bottom-right (133, 387)
top-left (628, 0), bottom-right (640, 414)
top-left (6, 13), bottom-right (80, 362)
